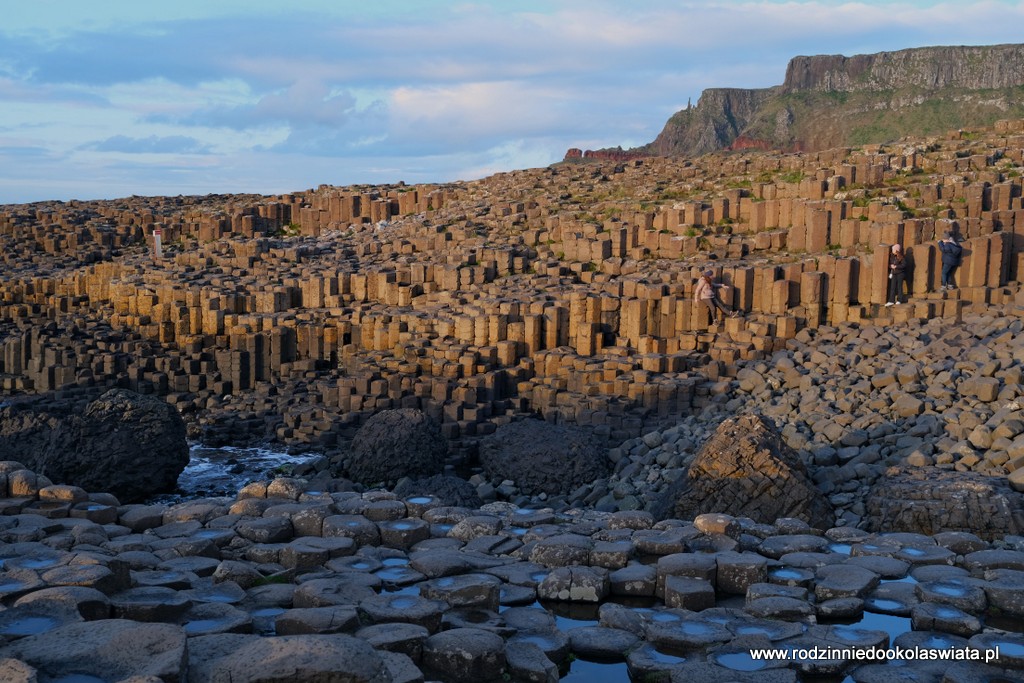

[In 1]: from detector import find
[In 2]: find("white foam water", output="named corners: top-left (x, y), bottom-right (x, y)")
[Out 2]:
top-left (150, 444), bottom-right (321, 503)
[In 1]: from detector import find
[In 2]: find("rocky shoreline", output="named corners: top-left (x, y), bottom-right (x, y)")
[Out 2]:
top-left (0, 460), bottom-right (1022, 682)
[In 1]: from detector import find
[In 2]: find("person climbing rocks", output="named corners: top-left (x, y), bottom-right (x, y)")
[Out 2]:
top-left (694, 269), bottom-right (738, 324)
top-left (938, 231), bottom-right (963, 291)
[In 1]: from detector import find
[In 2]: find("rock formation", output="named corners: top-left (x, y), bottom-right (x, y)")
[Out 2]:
top-left (866, 466), bottom-right (1024, 540)
top-left (345, 408), bottom-right (447, 487)
top-left (478, 420), bottom-right (610, 496)
top-left (570, 43), bottom-right (1024, 158)
top-left (0, 464), bottom-right (1021, 681)
top-left (652, 413), bottom-right (835, 528)
top-left (0, 388), bottom-right (188, 502)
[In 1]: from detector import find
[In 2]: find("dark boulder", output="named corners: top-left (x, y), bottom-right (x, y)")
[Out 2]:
top-left (866, 466), bottom-right (1024, 540)
top-left (478, 420), bottom-right (610, 496)
top-left (0, 388), bottom-right (188, 503)
top-left (345, 409), bottom-right (447, 487)
top-left (651, 413), bottom-right (834, 529)
top-left (393, 475), bottom-right (484, 509)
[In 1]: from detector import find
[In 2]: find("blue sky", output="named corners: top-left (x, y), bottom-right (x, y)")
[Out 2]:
top-left (1, 0), bottom-right (1022, 204)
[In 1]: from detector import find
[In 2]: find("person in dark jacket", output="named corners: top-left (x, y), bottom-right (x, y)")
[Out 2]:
top-left (885, 244), bottom-right (908, 306)
top-left (938, 231), bottom-right (963, 290)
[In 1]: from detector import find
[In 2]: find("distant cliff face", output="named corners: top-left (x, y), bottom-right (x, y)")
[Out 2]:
top-left (568, 43), bottom-right (1024, 160)
top-left (645, 87), bottom-right (778, 157)
top-left (783, 44), bottom-right (1024, 93)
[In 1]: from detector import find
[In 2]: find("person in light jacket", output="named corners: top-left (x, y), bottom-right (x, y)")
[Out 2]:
top-left (694, 269), bottom-right (736, 324)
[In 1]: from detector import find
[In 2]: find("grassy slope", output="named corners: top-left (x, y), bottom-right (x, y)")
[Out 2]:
top-left (742, 85), bottom-right (1024, 150)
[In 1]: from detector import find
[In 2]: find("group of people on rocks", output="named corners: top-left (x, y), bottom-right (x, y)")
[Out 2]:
top-left (885, 231), bottom-right (963, 306)
top-left (695, 231), bottom-right (964, 325)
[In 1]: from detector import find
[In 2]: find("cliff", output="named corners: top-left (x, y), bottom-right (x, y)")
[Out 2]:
top-left (569, 43), bottom-right (1024, 160)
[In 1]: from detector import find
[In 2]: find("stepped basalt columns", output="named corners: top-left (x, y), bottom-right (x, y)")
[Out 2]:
top-left (1, 120), bottom-right (1024, 460)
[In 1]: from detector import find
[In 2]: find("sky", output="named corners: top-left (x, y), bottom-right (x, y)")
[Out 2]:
top-left (1, 0), bottom-right (1023, 204)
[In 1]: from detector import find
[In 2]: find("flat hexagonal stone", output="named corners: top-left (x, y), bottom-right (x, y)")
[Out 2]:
top-left (356, 622), bottom-right (430, 659)
top-left (378, 518), bottom-right (431, 550)
top-left (180, 602), bottom-right (253, 636)
top-left (358, 593), bottom-right (446, 632)
top-left (13, 586), bottom-right (110, 621)
top-left (568, 626), bottom-right (640, 661)
top-left (2, 619), bottom-right (186, 681)
top-left (529, 534), bottom-right (593, 567)
top-left (932, 531), bottom-right (988, 555)
top-left (767, 566), bottom-right (814, 588)
top-left (815, 597), bottom-right (864, 620)
top-left (323, 515), bottom-right (381, 546)
top-left (963, 549), bottom-right (1024, 573)
top-left (844, 555), bottom-right (911, 580)
top-left (448, 515), bottom-right (503, 541)
top-left (441, 608), bottom-right (515, 637)
top-left (716, 552), bottom-right (769, 595)
top-left (184, 580), bottom-right (247, 604)
top-left (273, 606), bottom-right (359, 635)
top-left (422, 627), bottom-right (506, 683)
top-left (666, 660), bottom-right (798, 682)
top-left (894, 545), bottom-right (955, 565)
top-left (132, 569), bottom-right (197, 590)
top-left (968, 632), bottom-right (1024, 669)
top-left (864, 581), bottom-right (919, 616)
top-left (910, 602), bottom-right (982, 637)
top-left (656, 553), bottom-right (717, 597)
top-left (39, 564), bottom-right (125, 595)
top-left (758, 535), bottom-right (830, 559)
top-left (110, 586), bottom-right (192, 622)
top-left (362, 500), bottom-right (408, 522)
top-left (234, 517), bottom-right (294, 544)
top-left (664, 576), bottom-right (715, 611)
top-left (537, 566), bottom-right (609, 603)
top-left (506, 639), bottom-right (560, 682)
top-left (915, 579), bottom-right (988, 614)
top-left (0, 605), bottom-right (73, 639)
top-left (982, 568), bottom-right (1024, 618)
top-left (187, 633), bottom-right (388, 681)
top-left (814, 564), bottom-right (879, 600)
top-left (631, 528), bottom-right (692, 556)
top-left (158, 556), bottom-right (221, 577)
top-left (499, 583), bottom-right (536, 606)
top-left (420, 573), bottom-right (502, 611)
top-left (814, 624), bottom-right (888, 651)
top-left (646, 618), bottom-right (733, 650)
top-left (292, 574), bottom-right (379, 608)
top-left (609, 563), bottom-right (657, 597)
top-left (746, 596), bottom-right (816, 621)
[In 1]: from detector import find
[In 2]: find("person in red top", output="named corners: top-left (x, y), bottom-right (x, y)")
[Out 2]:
top-left (694, 269), bottom-right (737, 324)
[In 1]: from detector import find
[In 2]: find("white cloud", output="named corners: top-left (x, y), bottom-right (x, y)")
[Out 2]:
top-left (1, 0), bottom-right (1023, 202)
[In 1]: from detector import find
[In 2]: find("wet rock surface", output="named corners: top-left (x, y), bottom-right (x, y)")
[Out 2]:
top-left (0, 465), bottom-right (1022, 682)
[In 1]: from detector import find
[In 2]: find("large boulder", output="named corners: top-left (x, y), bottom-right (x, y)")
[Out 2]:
top-left (866, 466), bottom-right (1024, 540)
top-left (478, 420), bottom-right (610, 496)
top-left (652, 413), bottom-right (835, 528)
top-left (345, 409), bottom-right (447, 487)
top-left (0, 388), bottom-right (188, 503)
top-left (0, 619), bottom-right (187, 681)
